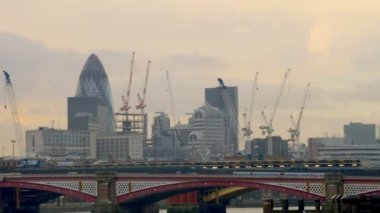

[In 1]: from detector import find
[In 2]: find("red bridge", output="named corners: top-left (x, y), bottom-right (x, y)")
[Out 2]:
top-left (1, 172), bottom-right (380, 212)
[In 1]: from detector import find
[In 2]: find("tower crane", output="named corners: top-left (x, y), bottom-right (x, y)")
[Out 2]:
top-left (166, 71), bottom-right (177, 125)
top-left (166, 71), bottom-right (183, 146)
top-left (120, 52), bottom-right (135, 113)
top-left (136, 60), bottom-right (151, 114)
top-left (242, 72), bottom-right (259, 142)
top-left (259, 69), bottom-right (290, 156)
top-left (217, 78), bottom-right (239, 154)
top-left (288, 82), bottom-right (311, 150)
top-left (3, 70), bottom-right (24, 156)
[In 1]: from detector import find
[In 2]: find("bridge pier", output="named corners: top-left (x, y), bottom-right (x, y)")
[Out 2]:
top-left (92, 172), bottom-right (124, 213)
top-left (324, 173), bottom-right (344, 199)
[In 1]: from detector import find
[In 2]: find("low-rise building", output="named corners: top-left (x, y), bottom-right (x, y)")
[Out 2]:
top-left (25, 127), bottom-right (96, 159)
top-left (318, 145), bottom-right (380, 168)
top-left (307, 137), bottom-right (348, 160)
top-left (96, 132), bottom-right (143, 162)
top-left (246, 136), bottom-right (289, 160)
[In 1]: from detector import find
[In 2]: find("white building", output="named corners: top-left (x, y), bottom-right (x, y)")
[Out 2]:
top-left (96, 132), bottom-right (143, 161)
top-left (25, 127), bottom-right (96, 159)
top-left (318, 145), bottom-right (380, 168)
top-left (188, 103), bottom-right (225, 161)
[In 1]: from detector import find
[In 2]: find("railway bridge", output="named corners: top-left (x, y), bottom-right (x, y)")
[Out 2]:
top-left (1, 172), bottom-right (380, 212)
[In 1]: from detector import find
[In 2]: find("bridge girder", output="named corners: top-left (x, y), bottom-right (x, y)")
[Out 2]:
top-left (117, 180), bottom-right (326, 204)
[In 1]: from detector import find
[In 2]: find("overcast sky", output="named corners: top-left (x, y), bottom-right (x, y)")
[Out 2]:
top-left (1, 1), bottom-right (380, 156)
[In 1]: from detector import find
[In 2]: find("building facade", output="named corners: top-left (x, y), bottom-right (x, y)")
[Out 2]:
top-left (205, 86), bottom-right (238, 156)
top-left (96, 132), bottom-right (143, 161)
top-left (318, 145), bottom-right (380, 168)
top-left (307, 137), bottom-right (347, 160)
top-left (188, 104), bottom-right (225, 161)
top-left (344, 122), bottom-right (379, 145)
top-left (25, 127), bottom-right (96, 159)
top-left (246, 136), bottom-right (289, 160)
top-left (68, 54), bottom-right (114, 132)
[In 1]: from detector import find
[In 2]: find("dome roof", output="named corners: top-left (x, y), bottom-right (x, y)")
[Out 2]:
top-left (75, 53), bottom-right (111, 99)
top-left (193, 103), bottom-right (223, 119)
top-left (80, 54), bottom-right (107, 77)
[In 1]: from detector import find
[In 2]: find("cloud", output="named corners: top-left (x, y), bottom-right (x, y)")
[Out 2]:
top-left (334, 78), bottom-right (380, 103)
top-left (162, 53), bottom-right (229, 72)
top-left (307, 20), bottom-right (332, 55)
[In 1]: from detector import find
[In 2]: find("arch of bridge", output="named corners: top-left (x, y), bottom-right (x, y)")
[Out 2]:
top-left (117, 180), bottom-right (326, 203)
top-left (0, 181), bottom-right (96, 202)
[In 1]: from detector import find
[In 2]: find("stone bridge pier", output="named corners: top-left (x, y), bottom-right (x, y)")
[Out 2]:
top-left (92, 172), bottom-right (158, 213)
top-left (92, 172), bottom-right (124, 213)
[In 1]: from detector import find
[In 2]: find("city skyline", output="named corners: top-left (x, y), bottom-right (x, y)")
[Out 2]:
top-left (1, 1), bottom-right (380, 155)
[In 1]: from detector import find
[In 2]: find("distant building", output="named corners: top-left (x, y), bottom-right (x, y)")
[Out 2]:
top-left (205, 86), bottom-right (238, 156)
top-left (188, 103), bottom-right (225, 161)
top-left (318, 145), bottom-right (380, 168)
top-left (145, 112), bottom-right (185, 161)
top-left (25, 127), bottom-right (96, 159)
top-left (96, 132), bottom-right (143, 162)
top-left (344, 122), bottom-right (379, 145)
top-left (152, 112), bottom-right (173, 147)
top-left (246, 136), bottom-right (289, 160)
top-left (68, 54), bottom-right (114, 132)
top-left (307, 137), bottom-right (348, 160)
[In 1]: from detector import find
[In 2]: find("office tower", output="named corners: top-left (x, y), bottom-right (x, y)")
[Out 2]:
top-left (344, 122), bottom-right (379, 145)
top-left (188, 103), bottom-right (225, 161)
top-left (205, 86), bottom-right (238, 156)
top-left (68, 54), bottom-right (114, 132)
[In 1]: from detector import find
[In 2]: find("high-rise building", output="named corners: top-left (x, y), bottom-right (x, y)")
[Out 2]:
top-left (188, 103), bottom-right (225, 161)
top-left (152, 112), bottom-right (173, 147)
top-left (344, 122), bottom-right (379, 145)
top-left (205, 86), bottom-right (238, 156)
top-left (68, 54), bottom-right (114, 132)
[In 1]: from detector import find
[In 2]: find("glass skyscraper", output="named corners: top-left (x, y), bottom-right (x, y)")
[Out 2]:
top-left (68, 54), bottom-right (115, 132)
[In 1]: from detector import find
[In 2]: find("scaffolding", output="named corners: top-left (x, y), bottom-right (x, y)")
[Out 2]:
top-left (115, 112), bottom-right (148, 143)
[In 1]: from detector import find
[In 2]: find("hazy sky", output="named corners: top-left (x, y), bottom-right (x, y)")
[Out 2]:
top-left (1, 1), bottom-right (380, 155)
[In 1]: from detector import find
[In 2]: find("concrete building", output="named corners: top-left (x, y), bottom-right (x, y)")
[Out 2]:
top-left (188, 103), bottom-right (225, 161)
top-left (68, 54), bottom-right (114, 132)
top-left (25, 127), bottom-right (96, 159)
top-left (246, 136), bottom-right (289, 160)
top-left (344, 122), bottom-right (379, 145)
top-left (96, 132), bottom-right (143, 162)
top-left (205, 86), bottom-right (238, 156)
top-left (152, 112), bottom-right (173, 147)
top-left (307, 137), bottom-right (348, 160)
top-left (318, 145), bottom-right (380, 168)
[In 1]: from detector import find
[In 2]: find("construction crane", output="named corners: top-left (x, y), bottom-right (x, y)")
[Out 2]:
top-left (3, 70), bottom-right (24, 156)
top-left (166, 71), bottom-right (182, 146)
top-left (259, 69), bottom-right (290, 136)
top-left (259, 69), bottom-right (290, 156)
top-left (288, 82), bottom-right (311, 150)
top-left (120, 52), bottom-right (135, 113)
top-left (217, 78), bottom-right (239, 154)
top-left (136, 60), bottom-right (151, 114)
top-left (242, 72), bottom-right (259, 142)
top-left (166, 71), bottom-right (177, 125)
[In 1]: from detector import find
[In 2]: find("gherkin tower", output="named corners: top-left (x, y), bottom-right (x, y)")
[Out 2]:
top-left (68, 54), bottom-right (115, 132)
